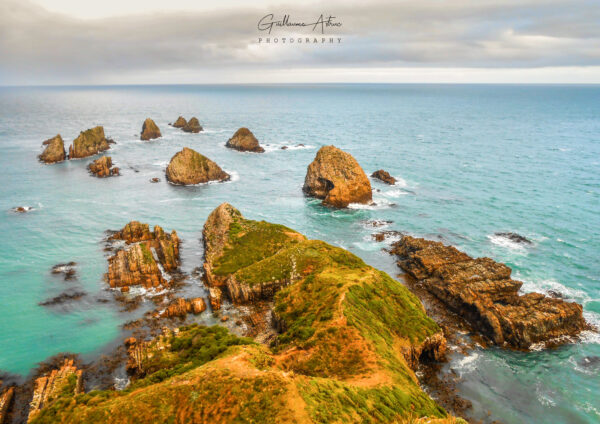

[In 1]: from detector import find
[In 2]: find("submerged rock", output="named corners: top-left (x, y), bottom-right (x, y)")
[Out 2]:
top-left (150, 177), bottom-right (161, 183)
top-left (38, 291), bottom-right (86, 306)
top-left (51, 262), bottom-right (77, 281)
top-left (68, 126), bottom-right (110, 159)
top-left (303, 145), bottom-right (372, 208)
top-left (182, 117), bottom-right (203, 133)
top-left (171, 116), bottom-right (187, 128)
top-left (140, 118), bottom-right (162, 141)
top-left (371, 169), bottom-right (397, 185)
top-left (88, 156), bottom-right (119, 177)
top-left (165, 147), bottom-right (230, 185)
top-left (27, 358), bottom-right (83, 422)
top-left (12, 206), bottom-right (33, 213)
top-left (107, 222), bottom-right (180, 290)
top-left (494, 232), bottom-right (533, 245)
top-left (390, 236), bottom-right (587, 349)
top-left (225, 128), bottom-right (264, 153)
top-left (39, 134), bottom-right (66, 163)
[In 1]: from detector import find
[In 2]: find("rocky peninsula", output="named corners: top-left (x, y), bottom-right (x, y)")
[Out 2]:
top-left (165, 147), bottom-right (229, 185)
top-left (303, 145), bottom-right (372, 207)
top-left (390, 236), bottom-right (587, 349)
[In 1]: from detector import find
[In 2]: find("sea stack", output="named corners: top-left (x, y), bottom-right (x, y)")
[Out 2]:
top-left (88, 156), bottom-right (119, 177)
top-left (140, 118), bottom-right (161, 140)
top-left (172, 116), bottom-right (187, 128)
top-left (371, 169), bottom-right (397, 185)
top-left (68, 126), bottom-right (110, 159)
top-left (303, 145), bottom-right (372, 208)
top-left (182, 117), bottom-right (203, 133)
top-left (39, 135), bottom-right (66, 163)
top-left (225, 128), bottom-right (264, 153)
top-left (165, 147), bottom-right (230, 185)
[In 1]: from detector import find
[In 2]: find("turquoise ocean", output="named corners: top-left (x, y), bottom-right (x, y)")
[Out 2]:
top-left (0, 84), bottom-right (598, 423)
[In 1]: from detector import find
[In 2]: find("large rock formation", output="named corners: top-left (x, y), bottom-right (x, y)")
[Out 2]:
top-left (225, 128), bottom-right (265, 153)
top-left (39, 135), bottom-right (66, 163)
top-left (68, 126), bottom-right (110, 159)
top-left (107, 221), bottom-right (180, 290)
top-left (88, 156), bottom-right (119, 177)
top-left (172, 116), bottom-right (187, 128)
top-left (159, 297), bottom-right (207, 318)
top-left (140, 118), bottom-right (162, 140)
top-left (182, 117), bottom-right (202, 133)
top-left (371, 169), bottom-right (397, 185)
top-left (27, 358), bottom-right (82, 422)
top-left (165, 147), bottom-right (230, 185)
top-left (303, 145), bottom-right (372, 208)
top-left (390, 236), bottom-right (587, 349)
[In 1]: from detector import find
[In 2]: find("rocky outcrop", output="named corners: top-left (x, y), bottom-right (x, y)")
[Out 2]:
top-left (165, 147), bottom-right (230, 185)
top-left (159, 297), bottom-right (207, 318)
top-left (107, 222), bottom-right (180, 290)
top-left (88, 156), bottom-right (119, 177)
top-left (182, 117), bottom-right (202, 133)
top-left (39, 135), bottom-right (66, 163)
top-left (0, 385), bottom-right (14, 424)
top-left (51, 262), bottom-right (77, 280)
top-left (12, 206), bottom-right (33, 213)
top-left (172, 116), bottom-right (187, 128)
top-left (371, 169), bottom-right (397, 185)
top-left (303, 145), bottom-right (372, 208)
top-left (125, 328), bottom-right (176, 375)
top-left (27, 358), bottom-right (82, 422)
top-left (390, 236), bottom-right (587, 349)
top-left (494, 232), bottom-right (532, 245)
top-left (225, 128), bottom-right (264, 153)
top-left (68, 126), bottom-right (110, 159)
top-left (141, 118), bottom-right (162, 141)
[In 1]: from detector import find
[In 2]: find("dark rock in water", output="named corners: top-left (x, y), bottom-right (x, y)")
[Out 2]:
top-left (494, 232), bottom-right (532, 245)
top-left (150, 177), bottom-right (161, 183)
top-left (39, 291), bottom-right (86, 306)
top-left (362, 219), bottom-right (393, 228)
top-left (106, 138), bottom-right (116, 145)
top-left (281, 146), bottom-right (288, 150)
top-left (579, 356), bottom-right (600, 368)
top-left (547, 290), bottom-right (566, 299)
top-left (12, 206), bottom-right (33, 213)
top-left (371, 169), bottom-right (397, 185)
top-left (296, 143), bottom-right (305, 147)
top-left (51, 262), bottom-right (77, 281)
top-left (372, 230), bottom-right (404, 242)
top-left (390, 236), bottom-right (587, 349)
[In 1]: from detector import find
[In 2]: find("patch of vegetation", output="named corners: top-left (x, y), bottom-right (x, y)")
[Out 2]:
top-left (139, 243), bottom-right (154, 265)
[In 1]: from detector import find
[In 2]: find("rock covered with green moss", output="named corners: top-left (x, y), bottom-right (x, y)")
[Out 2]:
top-left (68, 126), bottom-right (110, 159)
top-left (39, 134), bottom-right (66, 163)
top-left (303, 145), bottom-right (372, 208)
top-left (165, 147), bottom-right (230, 185)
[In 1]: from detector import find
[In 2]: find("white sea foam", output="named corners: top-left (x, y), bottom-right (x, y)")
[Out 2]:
top-left (348, 198), bottom-right (395, 210)
top-left (453, 351), bottom-right (480, 375)
top-left (487, 233), bottom-right (528, 252)
top-left (262, 142), bottom-right (315, 152)
top-left (381, 189), bottom-right (408, 198)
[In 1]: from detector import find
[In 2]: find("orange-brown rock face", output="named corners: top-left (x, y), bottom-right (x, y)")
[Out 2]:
top-left (391, 236), bottom-right (587, 349)
top-left (371, 169), bottom-right (397, 185)
top-left (27, 359), bottom-right (83, 423)
top-left (140, 118), bottom-right (162, 141)
top-left (88, 156), bottom-right (119, 177)
top-left (68, 126), bottom-right (110, 159)
top-left (160, 297), bottom-right (207, 318)
top-left (125, 328), bottom-right (176, 375)
top-left (0, 385), bottom-right (14, 424)
top-left (107, 222), bottom-right (180, 290)
top-left (303, 145), bottom-right (372, 208)
top-left (171, 116), bottom-right (187, 128)
top-left (39, 134), bottom-right (66, 164)
top-left (165, 147), bottom-right (229, 185)
top-left (182, 117), bottom-right (203, 133)
top-left (225, 128), bottom-right (264, 153)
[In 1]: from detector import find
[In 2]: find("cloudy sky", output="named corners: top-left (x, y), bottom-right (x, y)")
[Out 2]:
top-left (1, 0), bottom-right (599, 85)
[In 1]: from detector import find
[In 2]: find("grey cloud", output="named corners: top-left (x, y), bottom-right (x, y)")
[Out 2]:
top-left (1, 0), bottom-right (599, 84)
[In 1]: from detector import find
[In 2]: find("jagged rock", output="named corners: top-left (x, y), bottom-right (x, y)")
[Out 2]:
top-left (303, 145), bottom-right (372, 208)
top-left (68, 126), bottom-right (110, 159)
top-left (39, 135), bottom-right (66, 163)
top-left (182, 117), bottom-right (203, 133)
top-left (39, 291), bottom-right (86, 306)
top-left (51, 262), bottom-right (77, 280)
top-left (107, 222), bottom-right (180, 290)
top-left (372, 230), bottom-right (403, 242)
top-left (371, 169), bottom-right (397, 185)
top-left (27, 359), bottom-right (82, 422)
top-left (225, 128), bottom-right (264, 153)
top-left (150, 177), bottom-right (160, 183)
top-left (0, 385), bottom-right (14, 424)
top-left (140, 118), bottom-right (162, 141)
top-left (208, 287), bottom-right (223, 311)
top-left (125, 328), bottom-right (175, 375)
top-left (494, 232), bottom-right (533, 245)
top-left (88, 156), bottom-right (119, 177)
top-left (172, 116), bottom-right (187, 128)
top-left (390, 236), bottom-right (587, 349)
top-left (165, 147), bottom-right (230, 185)
top-left (160, 297), bottom-right (206, 318)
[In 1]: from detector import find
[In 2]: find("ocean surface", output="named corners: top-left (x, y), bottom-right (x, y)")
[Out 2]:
top-left (0, 84), bottom-right (598, 423)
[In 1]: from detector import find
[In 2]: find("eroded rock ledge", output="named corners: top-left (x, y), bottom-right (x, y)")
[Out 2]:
top-left (88, 156), bottom-right (119, 177)
top-left (106, 221), bottom-right (180, 291)
top-left (303, 145), bottom-right (372, 208)
top-left (390, 236), bottom-right (587, 349)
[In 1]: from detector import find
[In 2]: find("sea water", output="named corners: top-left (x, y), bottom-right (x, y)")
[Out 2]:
top-left (0, 84), bottom-right (598, 423)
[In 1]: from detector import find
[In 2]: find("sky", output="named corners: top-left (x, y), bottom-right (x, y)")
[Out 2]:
top-left (1, 0), bottom-right (599, 85)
